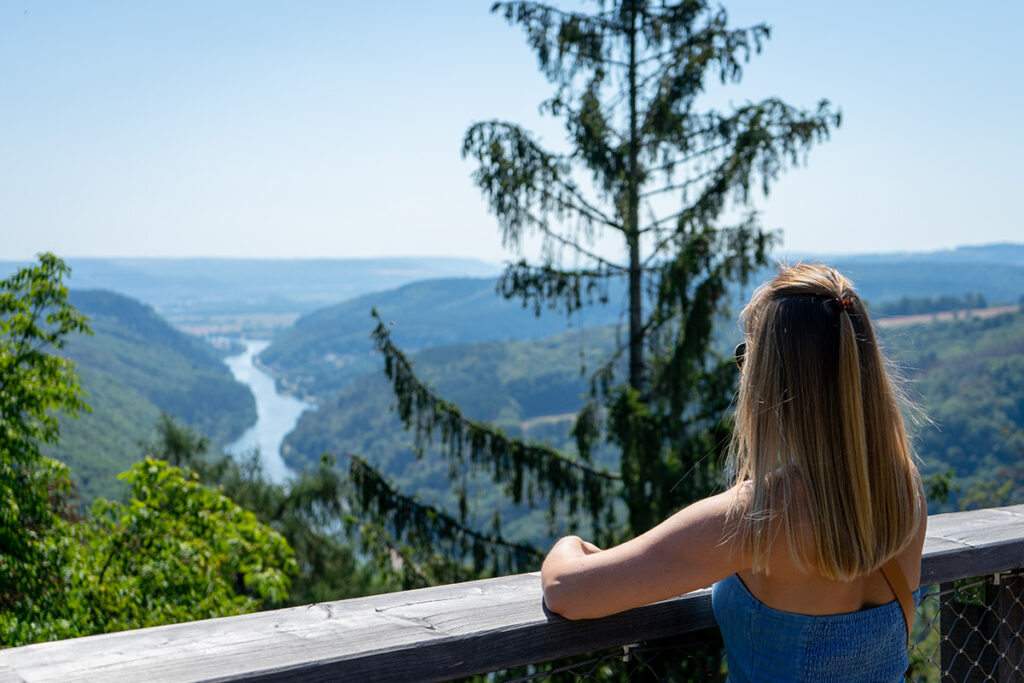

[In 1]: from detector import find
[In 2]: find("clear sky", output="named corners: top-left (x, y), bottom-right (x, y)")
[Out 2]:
top-left (2, 1), bottom-right (1021, 263)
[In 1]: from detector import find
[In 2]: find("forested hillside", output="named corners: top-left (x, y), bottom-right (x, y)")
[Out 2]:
top-left (50, 290), bottom-right (255, 501)
top-left (881, 308), bottom-right (1024, 509)
top-left (260, 277), bottom-right (625, 399)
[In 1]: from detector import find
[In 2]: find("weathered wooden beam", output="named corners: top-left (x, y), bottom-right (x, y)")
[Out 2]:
top-left (921, 504), bottom-right (1024, 585)
top-left (1, 505), bottom-right (1022, 683)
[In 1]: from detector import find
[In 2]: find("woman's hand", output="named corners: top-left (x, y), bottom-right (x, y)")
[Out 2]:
top-left (544, 536), bottom-right (602, 562)
top-left (542, 536), bottom-right (604, 617)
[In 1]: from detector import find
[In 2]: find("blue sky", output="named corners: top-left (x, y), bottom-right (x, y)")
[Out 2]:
top-left (1, 1), bottom-right (1020, 262)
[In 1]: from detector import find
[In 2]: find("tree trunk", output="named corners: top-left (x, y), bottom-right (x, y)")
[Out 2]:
top-left (627, 0), bottom-right (642, 393)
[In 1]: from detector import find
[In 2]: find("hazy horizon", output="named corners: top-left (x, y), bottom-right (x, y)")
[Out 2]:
top-left (5, 240), bottom-right (1024, 266)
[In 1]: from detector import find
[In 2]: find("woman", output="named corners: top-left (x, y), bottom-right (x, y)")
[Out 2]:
top-left (541, 263), bottom-right (926, 681)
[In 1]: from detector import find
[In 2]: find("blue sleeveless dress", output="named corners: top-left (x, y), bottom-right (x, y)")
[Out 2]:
top-left (712, 574), bottom-right (922, 682)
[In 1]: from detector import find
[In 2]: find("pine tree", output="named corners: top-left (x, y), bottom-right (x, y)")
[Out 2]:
top-left (348, 0), bottom-right (839, 580)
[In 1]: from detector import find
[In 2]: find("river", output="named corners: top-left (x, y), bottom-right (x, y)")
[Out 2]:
top-left (223, 339), bottom-right (313, 484)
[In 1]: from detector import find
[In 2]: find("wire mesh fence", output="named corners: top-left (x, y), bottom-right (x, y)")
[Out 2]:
top-left (466, 569), bottom-right (1024, 682)
top-left (909, 569), bottom-right (1024, 682)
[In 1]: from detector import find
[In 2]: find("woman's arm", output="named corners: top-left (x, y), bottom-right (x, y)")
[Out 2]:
top-left (541, 486), bottom-right (749, 620)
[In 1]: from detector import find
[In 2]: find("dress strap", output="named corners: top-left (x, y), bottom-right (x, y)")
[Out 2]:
top-left (880, 558), bottom-right (914, 647)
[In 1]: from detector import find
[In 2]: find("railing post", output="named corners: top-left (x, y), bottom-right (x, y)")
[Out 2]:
top-left (994, 572), bottom-right (1024, 682)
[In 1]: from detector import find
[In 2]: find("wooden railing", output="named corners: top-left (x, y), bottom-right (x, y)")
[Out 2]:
top-left (2, 505), bottom-right (1023, 682)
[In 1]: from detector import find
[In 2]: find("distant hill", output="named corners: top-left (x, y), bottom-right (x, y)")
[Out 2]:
top-left (3, 246), bottom-right (1020, 339)
top-left (261, 245), bottom-right (1024, 400)
top-left (823, 260), bottom-right (1024, 306)
top-left (731, 246), bottom-right (1024, 307)
top-left (260, 277), bottom-right (627, 400)
top-left (817, 243), bottom-right (1024, 266)
top-left (50, 290), bottom-right (256, 502)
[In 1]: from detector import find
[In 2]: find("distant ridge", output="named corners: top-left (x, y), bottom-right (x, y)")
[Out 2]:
top-left (4, 245), bottom-right (1022, 338)
top-left (743, 243), bottom-right (1024, 304)
top-left (0, 256), bottom-right (501, 319)
top-left (781, 242), bottom-right (1024, 266)
top-left (260, 276), bottom-right (626, 399)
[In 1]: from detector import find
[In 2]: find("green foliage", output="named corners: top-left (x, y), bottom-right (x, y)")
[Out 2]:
top-left (150, 415), bottom-right (391, 605)
top-left (371, 311), bottom-right (620, 528)
top-left (0, 254), bottom-right (91, 464)
top-left (81, 460), bottom-right (294, 624)
top-left (0, 254), bottom-right (91, 629)
top-left (921, 469), bottom-right (958, 507)
top-left (260, 456), bottom-right (395, 604)
top-left (0, 259), bottom-right (296, 648)
top-left (1, 459), bottom-right (297, 646)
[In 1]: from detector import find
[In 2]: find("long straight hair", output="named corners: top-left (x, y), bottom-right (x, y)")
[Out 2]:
top-left (728, 263), bottom-right (921, 581)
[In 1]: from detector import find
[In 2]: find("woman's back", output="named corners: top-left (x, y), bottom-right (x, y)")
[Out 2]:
top-left (713, 573), bottom-right (919, 683)
top-left (734, 476), bottom-right (926, 617)
top-left (710, 474), bottom-right (926, 682)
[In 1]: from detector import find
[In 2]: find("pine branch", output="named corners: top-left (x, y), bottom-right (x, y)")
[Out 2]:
top-left (498, 259), bottom-right (623, 317)
top-left (644, 137), bottom-right (731, 175)
top-left (639, 98), bottom-right (837, 241)
top-left (558, 181), bottom-right (622, 231)
top-left (344, 454), bottom-right (543, 584)
top-left (638, 165), bottom-right (719, 200)
top-left (462, 121), bottom-right (624, 249)
top-left (491, 2), bottom-right (619, 83)
top-left (640, 205), bottom-right (696, 237)
top-left (370, 311), bottom-right (621, 527)
top-left (493, 1), bottom-right (619, 27)
top-left (521, 207), bottom-right (626, 267)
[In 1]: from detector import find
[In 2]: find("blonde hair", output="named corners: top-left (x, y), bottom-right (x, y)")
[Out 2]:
top-left (729, 263), bottom-right (921, 581)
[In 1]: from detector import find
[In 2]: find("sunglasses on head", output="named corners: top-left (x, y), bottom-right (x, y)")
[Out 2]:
top-left (734, 342), bottom-right (746, 370)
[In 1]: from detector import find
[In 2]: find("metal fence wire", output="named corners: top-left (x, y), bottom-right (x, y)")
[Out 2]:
top-left (909, 570), bottom-right (1024, 682)
top-left (471, 570), bottom-right (1024, 682)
